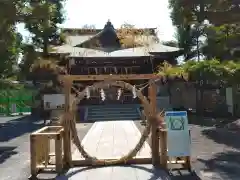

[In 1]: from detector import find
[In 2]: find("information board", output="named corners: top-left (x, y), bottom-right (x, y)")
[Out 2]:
top-left (164, 111), bottom-right (191, 157)
top-left (43, 94), bottom-right (65, 110)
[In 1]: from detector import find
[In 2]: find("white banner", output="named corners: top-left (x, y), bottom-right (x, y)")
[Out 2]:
top-left (164, 111), bottom-right (191, 157)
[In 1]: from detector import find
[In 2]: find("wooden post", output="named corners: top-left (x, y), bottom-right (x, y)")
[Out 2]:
top-left (183, 130), bottom-right (191, 170)
top-left (149, 83), bottom-right (159, 165)
top-left (44, 136), bottom-right (50, 168)
top-left (63, 78), bottom-right (72, 167)
top-left (30, 135), bottom-right (37, 177)
top-left (160, 130), bottom-right (168, 169)
top-left (55, 133), bottom-right (63, 173)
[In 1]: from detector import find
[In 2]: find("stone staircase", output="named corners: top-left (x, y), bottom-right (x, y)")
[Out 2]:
top-left (86, 104), bottom-right (140, 121)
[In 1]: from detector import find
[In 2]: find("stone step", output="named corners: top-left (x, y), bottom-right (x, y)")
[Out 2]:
top-left (87, 116), bottom-right (140, 121)
top-left (88, 110), bottom-right (138, 115)
top-left (87, 105), bottom-right (140, 121)
top-left (89, 107), bottom-right (137, 111)
top-left (88, 113), bottom-right (139, 118)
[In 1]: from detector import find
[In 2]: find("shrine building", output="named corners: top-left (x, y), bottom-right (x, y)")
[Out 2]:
top-left (50, 20), bottom-right (183, 105)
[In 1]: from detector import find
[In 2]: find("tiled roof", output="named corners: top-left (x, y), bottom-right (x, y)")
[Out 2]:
top-left (148, 43), bottom-right (182, 53)
top-left (50, 45), bottom-right (108, 57)
top-left (50, 43), bottom-right (182, 57)
top-left (110, 47), bottom-right (150, 57)
top-left (65, 35), bottom-right (93, 46)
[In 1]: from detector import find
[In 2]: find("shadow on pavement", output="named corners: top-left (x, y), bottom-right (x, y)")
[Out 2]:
top-left (0, 115), bottom-right (44, 142)
top-left (0, 146), bottom-right (18, 164)
top-left (53, 165), bottom-right (172, 180)
top-left (202, 128), bottom-right (240, 149)
top-left (188, 115), bottom-right (235, 128)
top-left (197, 151), bottom-right (240, 179)
top-left (169, 170), bottom-right (201, 180)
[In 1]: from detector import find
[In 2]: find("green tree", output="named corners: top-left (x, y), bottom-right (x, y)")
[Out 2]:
top-left (169, 0), bottom-right (240, 61)
top-left (202, 25), bottom-right (240, 61)
top-left (0, 0), bottom-right (25, 79)
top-left (24, 0), bottom-right (65, 57)
top-left (168, 0), bottom-right (201, 61)
top-left (19, 44), bottom-right (38, 80)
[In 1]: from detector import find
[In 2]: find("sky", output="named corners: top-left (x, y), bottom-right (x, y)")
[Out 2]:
top-left (18, 0), bottom-right (176, 42)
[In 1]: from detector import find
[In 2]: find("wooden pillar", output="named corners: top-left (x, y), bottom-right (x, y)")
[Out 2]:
top-left (63, 78), bottom-right (72, 167)
top-left (30, 135), bottom-right (37, 177)
top-left (149, 83), bottom-right (159, 165)
top-left (160, 130), bottom-right (168, 168)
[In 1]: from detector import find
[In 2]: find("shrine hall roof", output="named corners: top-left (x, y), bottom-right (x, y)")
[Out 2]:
top-left (50, 21), bottom-right (182, 57)
top-left (51, 43), bottom-right (182, 57)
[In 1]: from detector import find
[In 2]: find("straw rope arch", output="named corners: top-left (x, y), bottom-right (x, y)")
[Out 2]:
top-left (64, 80), bottom-right (155, 165)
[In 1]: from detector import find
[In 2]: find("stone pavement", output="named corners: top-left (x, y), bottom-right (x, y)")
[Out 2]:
top-left (60, 121), bottom-right (171, 180)
top-left (72, 120), bottom-right (151, 159)
top-left (189, 124), bottom-right (240, 180)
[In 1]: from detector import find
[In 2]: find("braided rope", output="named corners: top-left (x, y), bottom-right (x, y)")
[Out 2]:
top-left (57, 69), bottom-right (156, 165)
top-left (63, 80), bottom-right (155, 165)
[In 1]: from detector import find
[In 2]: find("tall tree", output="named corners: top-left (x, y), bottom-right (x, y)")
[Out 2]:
top-left (169, 0), bottom-right (200, 61)
top-left (169, 0), bottom-right (240, 61)
top-left (25, 0), bottom-right (65, 57)
top-left (0, 0), bottom-right (25, 80)
top-left (19, 44), bottom-right (38, 80)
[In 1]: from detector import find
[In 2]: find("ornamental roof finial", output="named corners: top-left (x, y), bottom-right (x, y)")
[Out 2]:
top-left (104, 19), bottom-right (114, 29)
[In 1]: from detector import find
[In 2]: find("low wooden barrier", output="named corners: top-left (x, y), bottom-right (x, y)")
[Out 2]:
top-left (30, 126), bottom-right (64, 178)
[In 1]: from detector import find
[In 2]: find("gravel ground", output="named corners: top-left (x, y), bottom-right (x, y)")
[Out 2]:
top-left (0, 116), bottom-right (92, 180)
top-left (2, 116), bottom-right (240, 180)
top-left (134, 119), bottom-right (240, 180)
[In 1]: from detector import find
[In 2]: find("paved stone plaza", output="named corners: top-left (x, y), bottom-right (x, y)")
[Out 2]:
top-left (72, 121), bottom-right (151, 159)
top-left (60, 121), bottom-right (171, 180)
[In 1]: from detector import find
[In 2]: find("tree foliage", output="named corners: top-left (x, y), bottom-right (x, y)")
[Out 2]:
top-left (24, 0), bottom-right (65, 56)
top-left (203, 25), bottom-right (240, 60)
top-left (117, 23), bottom-right (154, 49)
top-left (0, 0), bottom-right (25, 81)
top-left (169, 0), bottom-right (240, 61)
top-left (158, 59), bottom-right (240, 85)
top-left (19, 44), bottom-right (38, 80)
